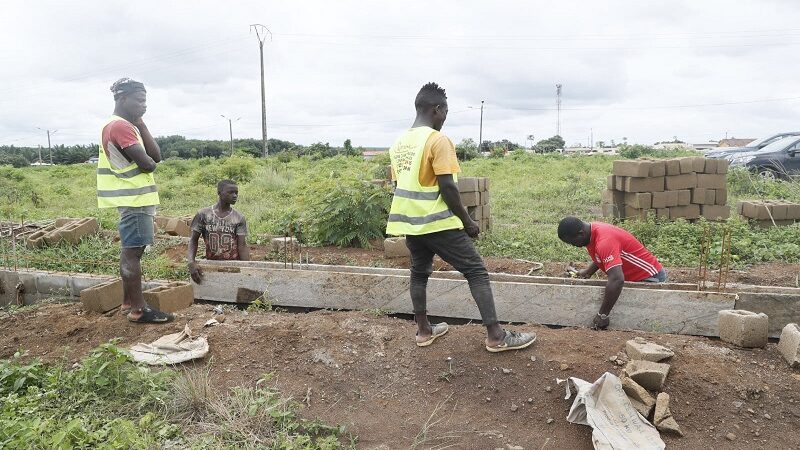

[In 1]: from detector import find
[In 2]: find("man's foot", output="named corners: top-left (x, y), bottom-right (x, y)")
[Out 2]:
top-left (127, 306), bottom-right (174, 323)
top-left (485, 330), bottom-right (537, 353)
top-left (416, 322), bottom-right (449, 347)
top-left (120, 305), bottom-right (131, 316)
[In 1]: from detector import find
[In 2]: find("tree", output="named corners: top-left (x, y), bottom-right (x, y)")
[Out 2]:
top-left (341, 139), bottom-right (362, 157)
top-left (455, 138), bottom-right (479, 161)
top-left (533, 135), bottom-right (565, 153)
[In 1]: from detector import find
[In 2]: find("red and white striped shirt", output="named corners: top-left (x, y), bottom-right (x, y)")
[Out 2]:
top-left (586, 222), bottom-right (662, 282)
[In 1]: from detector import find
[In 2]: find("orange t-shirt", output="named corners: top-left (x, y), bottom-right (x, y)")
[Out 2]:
top-left (392, 131), bottom-right (461, 186)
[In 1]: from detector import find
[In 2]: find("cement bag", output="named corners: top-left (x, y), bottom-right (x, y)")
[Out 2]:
top-left (130, 324), bottom-right (209, 365)
top-left (564, 372), bottom-right (665, 450)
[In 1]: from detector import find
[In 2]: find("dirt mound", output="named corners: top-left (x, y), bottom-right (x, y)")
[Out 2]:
top-left (2, 303), bottom-right (799, 449)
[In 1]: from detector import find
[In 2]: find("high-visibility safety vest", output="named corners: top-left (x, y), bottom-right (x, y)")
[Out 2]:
top-left (96, 116), bottom-right (159, 208)
top-left (386, 127), bottom-right (463, 236)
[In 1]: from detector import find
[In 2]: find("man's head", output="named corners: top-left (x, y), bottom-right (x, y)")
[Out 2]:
top-left (217, 179), bottom-right (239, 205)
top-left (557, 216), bottom-right (591, 247)
top-left (111, 78), bottom-right (147, 120)
top-left (415, 82), bottom-right (448, 131)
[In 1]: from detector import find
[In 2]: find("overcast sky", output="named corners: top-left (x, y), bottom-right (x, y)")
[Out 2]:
top-left (2, 0), bottom-right (800, 149)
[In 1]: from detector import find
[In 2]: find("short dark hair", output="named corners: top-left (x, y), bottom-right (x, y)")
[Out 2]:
top-left (217, 179), bottom-right (237, 193)
top-left (557, 216), bottom-right (585, 241)
top-left (415, 82), bottom-right (447, 111)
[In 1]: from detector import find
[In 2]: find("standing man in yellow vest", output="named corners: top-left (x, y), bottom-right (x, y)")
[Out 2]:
top-left (387, 82), bottom-right (536, 352)
top-left (97, 78), bottom-right (173, 323)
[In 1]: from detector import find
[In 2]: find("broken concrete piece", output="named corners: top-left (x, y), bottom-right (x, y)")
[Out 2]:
top-left (777, 323), bottom-right (800, 368)
top-left (654, 392), bottom-right (683, 436)
top-left (621, 376), bottom-right (656, 418)
top-left (384, 237), bottom-right (410, 258)
top-left (625, 337), bottom-right (674, 362)
top-left (718, 309), bottom-right (769, 348)
top-left (624, 360), bottom-right (670, 391)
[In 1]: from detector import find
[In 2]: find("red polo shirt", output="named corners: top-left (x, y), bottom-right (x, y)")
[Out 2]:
top-left (586, 222), bottom-right (662, 282)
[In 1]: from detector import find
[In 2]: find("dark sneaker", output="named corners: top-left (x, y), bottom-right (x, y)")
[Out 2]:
top-left (486, 330), bottom-right (536, 353)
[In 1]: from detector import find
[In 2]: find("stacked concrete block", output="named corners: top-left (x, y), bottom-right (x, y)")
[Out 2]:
top-left (26, 218), bottom-right (98, 248)
top-left (143, 281), bottom-right (193, 313)
top-left (603, 157), bottom-right (729, 221)
top-left (26, 223), bottom-right (59, 248)
top-left (163, 217), bottom-right (192, 237)
top-left (718, 309), bottom-right (769, 348)
top-left (737, 200), bottom-right (800, 226)
top-left (459, 177), bottom-right (492, 232)
top-left (384, 237), bottom-right (410, 258)
top-left (777, 323), bottom-right (800, 368)
top-left (80, 278), bottom-right (124, 313)
top-left (271, 236), bottom-right (300, 253)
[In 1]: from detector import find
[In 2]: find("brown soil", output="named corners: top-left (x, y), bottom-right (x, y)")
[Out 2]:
top-left (166, 242), bottom-right (800, 288)
top-left (2, 303), bottom-right (799, 449)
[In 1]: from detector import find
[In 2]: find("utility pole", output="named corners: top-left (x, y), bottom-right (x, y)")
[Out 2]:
top-left (37, 145), bottom-right (42, 164)
top-left (556, 84), bottom-right (562, 137)
top-left (37, 128), bottom-right (57, 164)
top-left (221, 115), bottom-right (240, 157)
top-left (479, 100), bottom-right (485, 153)
top-left (251, 24), bottom-right (272, 158)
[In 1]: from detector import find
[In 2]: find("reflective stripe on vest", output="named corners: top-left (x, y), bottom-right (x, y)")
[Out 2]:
top-left (96, 115), bottom-right (159, 209)
top-left (385, 127), bottom-right (463, 236)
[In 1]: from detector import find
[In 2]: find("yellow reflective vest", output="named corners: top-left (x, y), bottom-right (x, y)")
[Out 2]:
top-left (96, 116), bottom-right (159, 208)
top-left (386, 127), bottom-right (463, 236)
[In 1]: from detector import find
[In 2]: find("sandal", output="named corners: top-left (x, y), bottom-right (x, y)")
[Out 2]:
top-left (486, 330), bottom-right (537, 353)
top-left (416, 322), bottom-right (449, 347)
top-left (127, 306), bottom-right (174, 324)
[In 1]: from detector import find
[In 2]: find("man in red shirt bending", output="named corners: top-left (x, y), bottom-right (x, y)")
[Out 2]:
top-left (557, 216), bottom-right (667, 330)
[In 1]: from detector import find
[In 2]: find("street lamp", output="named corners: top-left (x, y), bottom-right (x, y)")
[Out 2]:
top-left (468, 101), bottom-right (485, 153)
top-left (220, 115), bottom-right (241, 157)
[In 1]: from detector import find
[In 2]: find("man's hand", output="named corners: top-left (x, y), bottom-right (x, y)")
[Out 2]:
top-left (464, 219), bottom-right (480, 238)
top-left (576, 269), bottom-right (593, 279)
top-left (188, 262), bottom-right (204, 284)
top-left (592, 313), bottom-right (610, 330)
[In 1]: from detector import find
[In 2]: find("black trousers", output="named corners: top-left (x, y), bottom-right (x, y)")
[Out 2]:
top-left (405, 229), bottom-right (498, 326)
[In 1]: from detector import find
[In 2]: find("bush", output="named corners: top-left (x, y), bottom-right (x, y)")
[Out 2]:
top-left (456, 138), bottom-right (480, 161)
top-left (309, 180), bottom-right (391, 247)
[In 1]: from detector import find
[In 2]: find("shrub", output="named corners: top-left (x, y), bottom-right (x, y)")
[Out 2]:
top-left (309, 180), bottom-right (391, 247)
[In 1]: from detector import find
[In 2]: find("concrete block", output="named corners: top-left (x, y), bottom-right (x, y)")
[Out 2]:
top-left (786, 203), bottom-right (800, 220)
top-left (651, 192), bottom-right (668, 209)
top-left (669, 204), bottom-right (700, 220)
top-left (624, 360), bottom-right (670, 391)
top-left (54, 218), bottom-right (79, 227)
top-left (613, 160), bottom-right (651, 177)
top-left (701, 205), bottom-right (730, 221)
top-left (143, 281), bottom-right (193, 313)
top-left (702, 158), bottom-right (717, 174)
top-left (740, 201), bottom-right (771, 220)
top-left (648, 160), bottom-right (666, 177)
top-left (704, 189), bottom-right (716, 205)
top-left (271, 237), bottom-right (300, 253)
top-left (42, 228), bottom-right (64, 245)
top-left (461, 191), bottom-right (480, 207)
top-left (482, 204), bottom-right (491, 219)
top-left (165, 218), bottom-right (191, 237)
top-left (480, 190), bottom-right (491, 205)
top-left (777, 323), bottom-right (800, 368)
top-left (58, 218), bottom-right (99, 245)
top-left (26, 224), bottom-right (58, 248)
top-left (676, 190), bottom-right (691, 206)
top-left (716, 159), bottom-right (729, 174)
top-left (678, 157), bottom-right (695, 174)
top-left (654, 393), bottom-right (684, 436)
top-left (692, 157), bottom-right (706, 173)
top-left (457, 177), bottom-right (479, 193)
top-left (767, 201), bottom-right (789, 220)
top-left (34, 272), bottom-right (72, 296)
top-left (80, 278), bottom-right (124, 313)
top-left (714, 189), bottom-right (728, 206)
top-left (483, 177), bottom-right (490, 191)
top-left (718, 309), bottom-right (768, 348)
top-left (621, 176), bottom-right (665, 193)
top-left (665, 159), bottom-right (681, 175)
top-left (665, 173), bottom-right (697, 190)
top-left (607, 175), bottom-right (616, 190)
top-left (625, 337), bottom-right (674, 362)
top-left (624, 192), bottom-right (651, 209)
top-left (656, 208), bottom-right (670, 219)
top-left (621, 376), bottom-right (655, 418)
top-left (621, 206), bottom-right (648, 220)
top-left (753, 219), bottom-right (796, 228)
top-left (384, 237), bottom-right (410, 258)
top-left (665, 190), bottom-right (679, 207)
top-left (691, 188), bottom-right (707, 204)
top-left (696, 173), bottom-right (727, 189)
top-left (601, 202), bottom-right (618, 218)
top-left (467, 205), bottom-right (483, 221)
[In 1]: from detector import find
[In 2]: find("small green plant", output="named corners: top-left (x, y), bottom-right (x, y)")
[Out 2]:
top-left (310, 180), bottom-right (391, 248)
top-left (247, 295), bottom-right (274, 312)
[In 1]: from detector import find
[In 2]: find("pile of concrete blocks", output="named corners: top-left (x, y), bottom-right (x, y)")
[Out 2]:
top-left (25, 218), bottom-right (99, 248)
top-left (384, 237), bottom-right (410, 258)
top-left (736, 200), bottom-right (800, 226)
top-left (603, 157), bottom-right (730, 221)
top-left (718, 309), bottom-right (769, 348)
top-left (459, 177), bottom-right (492, 232)
top-left (155, 215), bottom-right (193, 237)
top-left (80, 278), bottom-right (123, 313)
top-left (621, 337), bottom-right (683, 436)
top-left (271, 236), bottom-right (300, 253)
top-left (777, 323), bottom-right (800, 368)
top-left (143, 281), bottom-right (193, 313)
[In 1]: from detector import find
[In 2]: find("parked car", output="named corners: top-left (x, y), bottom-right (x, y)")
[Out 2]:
top-left (85, 156), bottom-right (99, 164)
top-left (706, 132), bottom-right (800, 159)
top-left (728, 135), bottom-right (800, 179)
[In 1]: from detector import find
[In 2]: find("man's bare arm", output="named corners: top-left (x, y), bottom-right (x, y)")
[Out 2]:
top-left (122, 144), bottom-right (156, 173)
top-left (187, 230), bottom-right (204, 283)
top-left (437, 174), bottom-right (479, 237)
top-left (132, 120), bottom-right (161, 162)
top-left (578, 261), bottom-right (600, 279)
top-left (237, 235), bottom-right (250, 261)
top-left (599, 265), bottom-right (624, 315)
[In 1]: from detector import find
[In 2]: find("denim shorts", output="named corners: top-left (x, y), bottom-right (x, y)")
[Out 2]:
top-left (118, 212), bottom-right (155, 248)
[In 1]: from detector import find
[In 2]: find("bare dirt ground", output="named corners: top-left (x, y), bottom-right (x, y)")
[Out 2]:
top-left (2, 303), bottom-right (799, 449)
top-left (166, 242), bottom-right (800, 288)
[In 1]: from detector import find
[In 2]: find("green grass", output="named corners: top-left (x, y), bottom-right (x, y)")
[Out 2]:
top-left (2, 153), bottom-right (800, 271)
top-left (0, 341), bottom-right (354, 449)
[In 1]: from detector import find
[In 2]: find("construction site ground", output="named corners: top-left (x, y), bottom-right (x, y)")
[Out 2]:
top-left (2, 302), bottom-right (799, 449)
